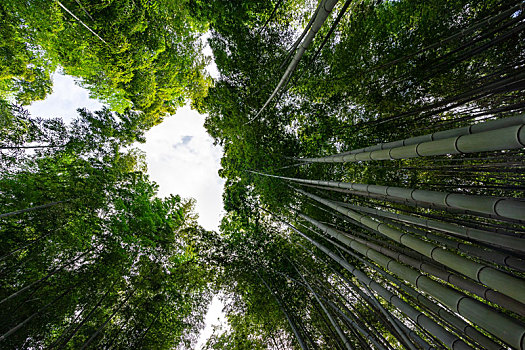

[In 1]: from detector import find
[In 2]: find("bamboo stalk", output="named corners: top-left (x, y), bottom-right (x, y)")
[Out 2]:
top-left (57, 284), bottom-right (114, 349)
top-left (298, 212), bottom-right (525, 349)
top-left (277, 216), bottom-right (472, 349)
top-left (298, 120), bottom-right (525, 163)
top-left (337, 201), bottom-right (525, 268)
top-left (250, 171), bottom-right (525, 221)
top-left (332, 246), bottom-right (503, 350)
top-left (302, 113), bottom-right (525, 160)
top-left (377, 215), bottom-right (525, 273)
top-left (257, 271), bottom-right (309, 350)
top-left (297, 189), bottom-right (525, 305)
top-left (249, 0), bottom-right (338, 122)
top-left (0, 200), bottom-right (71, 218)
top-left (369, 2), bottom-right (525, 72)
top-left (331, 222), bottom-right (525, 317)
top-left (79, 288), bottom-right (136, 350)
top-left (293, 263), bottom-right (353, 350)
top-left (0, 285), bottom-right (76, 341)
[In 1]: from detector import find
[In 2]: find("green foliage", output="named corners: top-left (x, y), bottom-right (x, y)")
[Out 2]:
top-left (0, 0), bottom-right (213, 124)
top-left (199, 0), bottom-right (525, 348)
top-left (0, 107), bottom-right (219, 349)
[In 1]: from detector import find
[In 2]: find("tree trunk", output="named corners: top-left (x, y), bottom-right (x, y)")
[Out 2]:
top-left (293, 262), bottom-right (353, 350)
top-left (250, 0), bottom-right (339, 121)
top-left (0, 284), bottom-right (75, 341)
top-left (276, 216), bottom-right (471, 350)
top-left (0, 200), bottom-right (70, 218)
top-left (79, 288), bottom-right (135, 350)
top-left (298, 211), bottom-right (525, 349)
top-left (57, 283), bottom-right (114, 349)
top-left (250, 171), bottom-right (525, 221)
top-left (0, 250), bottom-right (91, 306)
top-left (257, 271), bottom-right (309, 350)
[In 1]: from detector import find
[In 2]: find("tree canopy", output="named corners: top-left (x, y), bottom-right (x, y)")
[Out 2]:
top-left (1, 0), bottom-right (525, 349)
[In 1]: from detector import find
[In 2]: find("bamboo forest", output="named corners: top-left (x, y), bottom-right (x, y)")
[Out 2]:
top-left (2, 0), bottom-right (525, 349)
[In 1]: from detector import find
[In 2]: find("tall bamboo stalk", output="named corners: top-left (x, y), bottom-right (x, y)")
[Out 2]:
top-left (0, 285), bottom-right (76, 342)
top-left (57, 282), bottom-right (115, 349)
top-left (331, 246), bottom-right (503, 350)
top-left (56, 0), bottom-right (109, 46)
top-left (0, 250), bottom-right (91, 306)
top-left (293, 262), bottom-right (353, 350)
top-left (250, 171), bottom-right (525, 221)
top-left (337, 201), bottom-right (525, 270)
top-left (368, 2), bottom-right (525, 72)
top-left (0, 200), bottom-right (71, 218)
top-left (298, 212), bottom-right (525, 349)
top-left (276, 216), bottom-right (471, 349)
top-left (257, 271), bottom-right (309, 350)
top-left (330, 223), bottom-right (525, 317)
top-left (79, 288), bottom-right (135, 350)
top-left (379, 215), bottom-right (525, 273)
top-left (250, 0), bottom-right (339, 122)
top-left (297, 189), bottom-right (525, 304)
top-left (325, 270), bottom-right (413, 350)
top-left (297, 115), bottom-right (525, 163)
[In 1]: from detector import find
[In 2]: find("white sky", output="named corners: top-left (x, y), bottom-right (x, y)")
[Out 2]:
top-left (195, 295), bottom-right (229, 349)
top-left (136, 106), bottom-right (225, 231)
top-left (27, 73), bottom-right (103, 123)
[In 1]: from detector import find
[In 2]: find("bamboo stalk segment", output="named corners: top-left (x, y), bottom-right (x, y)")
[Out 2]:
top-left (249, 171), bottom-right (525, 221)
top-left (251, 0), bottom-right (338, 121)
top-left (299, 213), bottom-right (525, 350)
top-left (349, 251), bottom-right (503, 350)
top-left (284, 220), bottom-right (471, 349)
top-left (296, 188), bottom-right (525, 305)
top-left (329, 224), bottom-right (525, 317)
top-left (298, 114), bottom-right (525, 162)
top-left (337, 201), bottom-right (525, 266)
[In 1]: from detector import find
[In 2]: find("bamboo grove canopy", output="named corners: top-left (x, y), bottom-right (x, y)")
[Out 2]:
top-left (1, 0), bottom-right (525, 349)
top-left (198, 0), bottom-right (525, 349)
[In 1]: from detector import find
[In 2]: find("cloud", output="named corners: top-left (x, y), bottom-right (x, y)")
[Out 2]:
top-left (181, 135), bottom-right (193, 144)
top-left (27, 72), bottom-right (104, 121)
top-left (137, 105), bottom-right (225, 231)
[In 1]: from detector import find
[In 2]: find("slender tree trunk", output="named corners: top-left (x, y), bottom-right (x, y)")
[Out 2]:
top-left (257, 0), bottom-right (285, 35)
top-left (368, 3), bottom-right (524, 72)
top-left (251, 170), bottom-right (525, 222)
top-left (0, 250), bottom-right (91, 306)
top-left (335, 222), bottom-right (525, 316)
top-left (0, 284), bottom-right (75, 341)
top-left (57, 282), bottom-right (115, 349)
top-left (0, 232), bottom-right (53, 262)
top-left (293, 262), bottom-right (353, 350)
top-left (56, 1), bottom-right (108, 45)
top-left (0, 200), bottom-right (71, 218)
top-left (136, 304), bottom-right (165, 347)
top-left (294, 0), bottom-right (353, 83)
top-left (357, 282), bottom-right (418, 350)
top-left (281, 0), bottom-right (323, 67)
top-left (297, 189), bottom-right (525, 304)
top-left (298, 211), bottom-right (525, 349)
top-left (298, 113), bottom-right (525, 162)
top-left (48, 303), bottom-right (88, 348)
top-left (79, 288), bottom-right (135, 350)
top-left (0, 144), bottom-right (64, 149)
top-left (372, 212), bottom-right (525, 272)
top-left (274, 215), bottom-right (471, 349)
top-left (257, 271), bottom-right (309, 350)
top-left (250, 0), bottom-right (338, 122)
